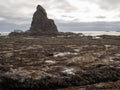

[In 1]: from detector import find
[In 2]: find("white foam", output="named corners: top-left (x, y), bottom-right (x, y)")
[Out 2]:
top-left (54, 52), bottom-right (78, 57)
top-left (45, 60), bottom-right (56, 64)
top-left (0, 32), bottom-right (10, 36)
top-left (62, 68), bottom-right (75, 75)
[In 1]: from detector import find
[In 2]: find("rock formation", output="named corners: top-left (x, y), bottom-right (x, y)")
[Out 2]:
top-left (28, 5), bottom-right (58, 35)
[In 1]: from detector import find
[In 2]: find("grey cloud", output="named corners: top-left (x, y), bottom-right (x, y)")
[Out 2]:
top-left (118, 14), bottom-right (120, 18)
top-left (57, 22), bottom-right (120, 32)
top-left (0, 21), bottom-right (29, 32)
top-left (0, 17), bottom-right (5, 21)
top-left (89, 0), bottom-right (120, 10)
top-left (96, 16), bottom-right (106, 19)
top-left (41, 0), bottom-right (77, 12)
top-left (0, 12), bottom-right (31, 24)
top-left (61, 15), bottom-right (74, 18)
top-left (0, 0), bottom-right (35, 24)
top-left (0, 0), bottom-right (76, 25)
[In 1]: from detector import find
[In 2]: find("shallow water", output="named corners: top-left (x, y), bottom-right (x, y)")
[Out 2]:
top-left (73, 31), bottom-right (120, 36)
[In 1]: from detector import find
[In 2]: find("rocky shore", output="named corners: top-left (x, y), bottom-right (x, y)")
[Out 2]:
top-left (0, 35), bottom-right (120, 90)
top-left (1, 4), bottom-right (120, 90)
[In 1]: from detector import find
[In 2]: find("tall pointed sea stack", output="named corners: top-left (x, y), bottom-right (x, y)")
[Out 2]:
top-left (28, 5), bottom-right (58, 35)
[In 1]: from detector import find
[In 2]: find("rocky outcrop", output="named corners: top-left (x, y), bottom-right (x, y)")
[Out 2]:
top-left (1, 35), bottom-right (120, 89)
top-left (28, 5), bottom-right (58, 36)
top-left (9, 5), bottom-right (58, 36)
top-left (0, 64), bottom-right (120, 89)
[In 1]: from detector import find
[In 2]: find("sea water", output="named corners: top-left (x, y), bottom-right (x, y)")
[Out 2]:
top-left (73, 31), bottom-right (120, 36)
top-left (0, 31), bottom-right (120, 36)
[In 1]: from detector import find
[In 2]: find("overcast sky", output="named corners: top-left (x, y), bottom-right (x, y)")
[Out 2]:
top-left (0, 0), bottom-right (120, 32)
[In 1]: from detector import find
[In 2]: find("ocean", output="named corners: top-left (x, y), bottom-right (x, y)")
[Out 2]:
top-left (73, 31), bottom-right (120, 36)
top-left (0, 31), bottom-right (120, 36)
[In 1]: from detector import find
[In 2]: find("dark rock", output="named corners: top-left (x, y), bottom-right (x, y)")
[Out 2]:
top-left (28, 5), bottom-right (58, 36)
top-left (0, 64), bottom-right (120, 89)
top-left (9, 31), bottom-right (24, 37)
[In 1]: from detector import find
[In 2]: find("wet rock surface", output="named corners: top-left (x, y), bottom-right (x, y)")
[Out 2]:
top-left (0, 35), bottom-right (120, 89)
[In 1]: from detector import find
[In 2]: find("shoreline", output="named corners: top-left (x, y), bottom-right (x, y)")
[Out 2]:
top-left (0, 31), bottom-right (120, 36)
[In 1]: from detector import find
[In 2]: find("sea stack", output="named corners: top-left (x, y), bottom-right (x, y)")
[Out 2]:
top-left (28, 5), bottom-right (58, 35)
